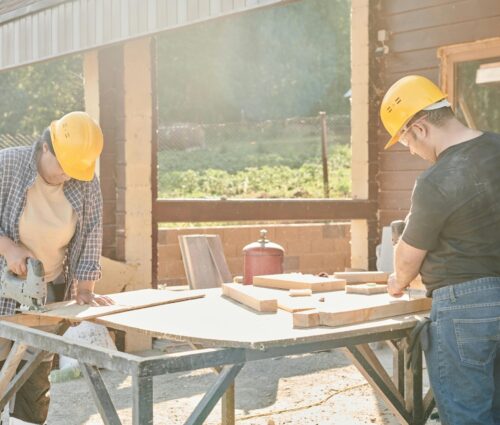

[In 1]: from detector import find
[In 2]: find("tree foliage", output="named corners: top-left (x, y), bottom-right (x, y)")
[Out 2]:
top-left (0, 56), bottom-right (84, 136)
top-left (156, 0), bottom-right (351, 124)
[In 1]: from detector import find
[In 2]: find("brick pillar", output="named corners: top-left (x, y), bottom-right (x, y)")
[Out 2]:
top-left (97, 45), bottom-right (125, 260)
top-left (122, 37), bottom-right (153, 289)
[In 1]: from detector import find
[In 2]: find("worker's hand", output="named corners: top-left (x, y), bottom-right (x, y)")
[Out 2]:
top-left (75, 289), bottom-right (114, 306)
top-left (387, 273), bottom-right (406, 298)
top-left (4, 244), bottom-right (34, 276)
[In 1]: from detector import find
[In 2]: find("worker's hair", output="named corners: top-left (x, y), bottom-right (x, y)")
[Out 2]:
top-left (411, 106), bottom-right (455, 128)
top-left (39, 127), bottom-right (56, 155)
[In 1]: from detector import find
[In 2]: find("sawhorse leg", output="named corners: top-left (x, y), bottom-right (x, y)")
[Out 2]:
top-left (345, 339), bottom-right (435, 425)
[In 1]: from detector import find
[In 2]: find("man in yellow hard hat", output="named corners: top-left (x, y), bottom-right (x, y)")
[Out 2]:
top-left (380, 75), bottom-right (500, 425)
top-left (0, 111), bottom-right (113, 424)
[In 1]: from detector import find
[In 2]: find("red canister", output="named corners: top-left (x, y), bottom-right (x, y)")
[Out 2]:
top-left (243, 229), bottom-right (284, 285)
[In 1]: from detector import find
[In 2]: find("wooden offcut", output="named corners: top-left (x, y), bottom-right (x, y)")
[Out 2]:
top-left (345, 283), bottom-right (388, 295)
top-left (289, 289), bottom-right (312, 297)
top-left (333, 271), bottom-right (388, 284)
top-left (253, 273), bottom-right (346, 292)
top-left (293, 293), bottom-right (432, 328)
top-left (179, 234), bottom-right (232, 289)
top-left (25, 289), bottom-right (204, 321)
top-left (221, 283), bottom-right (277, 313)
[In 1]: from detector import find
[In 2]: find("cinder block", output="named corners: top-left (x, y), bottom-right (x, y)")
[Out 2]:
top-left (283, 256), bottom-right (300, 272)
top-left (275, 225), bottom-right (301, 241)
top-left (286, 239), bottom-right (311, 255)
top-left (300, 254), bottom-right (324, 271)
top-left (311, 238), bottom-right (335, 253)
top-left (323, 224), bottom-right (344, 239)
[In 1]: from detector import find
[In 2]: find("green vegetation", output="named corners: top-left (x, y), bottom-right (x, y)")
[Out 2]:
top-left (159, 137), bottom-right (351, 199)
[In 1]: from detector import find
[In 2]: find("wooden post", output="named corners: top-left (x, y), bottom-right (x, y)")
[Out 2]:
top-left (319, 111), bottom-right (330, 198)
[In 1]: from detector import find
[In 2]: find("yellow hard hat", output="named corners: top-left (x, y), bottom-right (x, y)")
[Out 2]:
top-left (380, 75), bottom-right (447, 149)
top-left (50, 111), bottom-right (103, 181)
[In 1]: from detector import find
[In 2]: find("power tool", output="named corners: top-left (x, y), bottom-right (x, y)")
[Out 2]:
top-left (0, 258), bottom-right (47, 311)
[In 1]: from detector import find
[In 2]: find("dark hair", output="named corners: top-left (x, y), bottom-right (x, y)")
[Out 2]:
top-left (40, 127), bottom-right (56, 155)
top-left (410, 106), bottom-right (455, 128)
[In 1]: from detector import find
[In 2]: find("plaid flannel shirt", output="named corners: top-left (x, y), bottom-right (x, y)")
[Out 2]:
top-left (0, 143), bottom-right (103, 315)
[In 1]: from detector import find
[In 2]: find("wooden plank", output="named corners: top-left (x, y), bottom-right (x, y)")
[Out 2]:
top-left (346, 283), bottom-right (388, 295)
top-left (378, 191), bottom-right (412, 211)
top-left (154, 199), bottom-right (376, 222)
top-left (378, 171), bottom-right (420, 191)
top-left (289, 289), bottom-right (312, 297)
top-left (25, 289), bottom-right (205, 320)
top-left (293, 294), bottom-right (432, 329)
top-left (221, 283), bottom-right (277, 313)
top-left (389, 16), bottom-right (500, 53)
top-left (333, 271), bottom-right (388, 284)
top-left (379, 151), bottom-right (429, 172)
top-left (276, 297), bottom-right (317, 313)
top-left (293, 309), bottom-right (320, 328)
top-left (0, 341), bottom-right (28, 396)
top-left (253, 274), bottom-right (346, 292)
top-left (383, 0), bottom-right (459, 15)
top-left (384, 0), bottom-right (500, 33)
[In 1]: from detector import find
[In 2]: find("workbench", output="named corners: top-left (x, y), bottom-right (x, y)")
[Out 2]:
top-left (0, 288), bottom-right (434, 425)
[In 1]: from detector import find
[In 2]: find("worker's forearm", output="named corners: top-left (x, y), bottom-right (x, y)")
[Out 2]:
top-left (0, 236), bottom-right (18, 257)
top-left (76, 280), bottom-right (96, 294)
top-left (394, 241), bottom-right (422, 290)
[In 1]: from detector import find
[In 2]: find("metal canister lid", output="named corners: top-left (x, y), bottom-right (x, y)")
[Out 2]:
top-left (243, 229), bottom-right (284, 253)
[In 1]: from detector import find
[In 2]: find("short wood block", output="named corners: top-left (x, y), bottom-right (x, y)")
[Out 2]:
top-left (222, 283), bottom-right (277, 313)
top-left (345, 283), bottom-right (388, 295)
top-left (333, 271), bottom-right (388, 284)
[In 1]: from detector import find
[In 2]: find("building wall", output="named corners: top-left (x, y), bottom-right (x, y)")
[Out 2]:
top-left (376, 0), bottom-right (500, 227)
top-left (158, 223), bottom-right (351, 286)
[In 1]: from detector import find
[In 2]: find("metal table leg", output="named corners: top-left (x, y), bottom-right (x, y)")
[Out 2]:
top-left (185, 363), bottom-right (244, 425)
top-left (80, 362), bottom-right (122, 425)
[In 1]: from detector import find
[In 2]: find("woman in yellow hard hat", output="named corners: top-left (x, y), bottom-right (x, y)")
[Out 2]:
top-left (380, 75), bottom-right (500, 425)
top-left (0, 111), bottom-right (113, 424)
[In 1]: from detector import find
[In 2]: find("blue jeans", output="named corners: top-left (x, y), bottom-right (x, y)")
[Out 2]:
top-left (424, 278), bottom-right (500, 425)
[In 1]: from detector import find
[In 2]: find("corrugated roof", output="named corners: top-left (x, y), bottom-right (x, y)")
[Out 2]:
top-left (0, 0), bottom-right (291, 71)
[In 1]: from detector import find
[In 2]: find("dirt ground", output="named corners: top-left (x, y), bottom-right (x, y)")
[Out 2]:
top-left (46, 343), bottom-right (440, 425)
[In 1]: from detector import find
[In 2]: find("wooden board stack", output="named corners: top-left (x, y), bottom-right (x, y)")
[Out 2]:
top-left (253, 273), bottom-right (346, 292)
top-left (293, 292), bottom-right (432, 328)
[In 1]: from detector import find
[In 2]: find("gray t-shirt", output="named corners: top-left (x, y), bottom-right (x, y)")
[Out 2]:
top-left (402, 132), bottom-right (500, 294)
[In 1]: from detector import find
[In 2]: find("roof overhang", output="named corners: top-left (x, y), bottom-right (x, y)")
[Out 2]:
top-left (0, 0), bottom-right (293, 71)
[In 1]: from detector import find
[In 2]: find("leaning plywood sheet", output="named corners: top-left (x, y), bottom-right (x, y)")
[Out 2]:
top-left (293, 292), bottom-right (432, 328)
top-left (24, 289), bottom-right (205, 321)
top-left (222, 283), bottom-right (277, 313)
top-left (333, 271), bottom-right (388, 284)
top-left (253, 273), bottom-right (346, 292)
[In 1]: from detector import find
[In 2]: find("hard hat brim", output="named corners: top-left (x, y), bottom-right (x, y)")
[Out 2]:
top-left (384, 132), bottom-right (400, 150)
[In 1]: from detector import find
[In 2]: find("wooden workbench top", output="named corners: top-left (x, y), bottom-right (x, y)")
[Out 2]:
top-left (96, 288), bottom-right (428, 350)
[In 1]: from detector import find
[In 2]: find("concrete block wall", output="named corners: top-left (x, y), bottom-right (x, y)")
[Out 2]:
top-left (158, 223), bottom-right (351, 286)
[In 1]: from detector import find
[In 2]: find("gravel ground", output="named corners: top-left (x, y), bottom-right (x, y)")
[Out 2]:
top-left (46, 343), bottom-right (440, 425)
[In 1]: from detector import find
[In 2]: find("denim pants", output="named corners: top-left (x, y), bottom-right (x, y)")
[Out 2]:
top-left (424, 277), bottom-right (500, 425)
